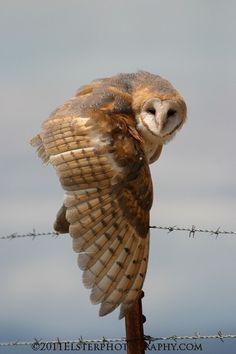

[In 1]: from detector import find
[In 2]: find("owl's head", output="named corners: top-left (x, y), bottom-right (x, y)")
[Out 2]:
top-left (138, 97), bottom-right (185, 140)
top-left (131, 72), bottom-right (187, 163)
top-left (76, 71), bottom-right (187, 163)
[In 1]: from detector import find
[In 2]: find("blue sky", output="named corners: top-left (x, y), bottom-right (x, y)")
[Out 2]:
top-left (0, 1), bottom-right (235, 353)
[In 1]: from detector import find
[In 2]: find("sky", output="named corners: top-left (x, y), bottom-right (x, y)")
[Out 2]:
top-left (0, 1), bottom-right (235, 353)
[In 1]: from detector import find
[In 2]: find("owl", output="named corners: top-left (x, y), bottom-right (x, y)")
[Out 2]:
top-left (31, 71), bottom-right (186, 319)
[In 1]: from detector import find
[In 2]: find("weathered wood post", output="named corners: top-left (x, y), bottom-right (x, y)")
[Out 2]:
top-left (125, 291), bottom-right (146, 354)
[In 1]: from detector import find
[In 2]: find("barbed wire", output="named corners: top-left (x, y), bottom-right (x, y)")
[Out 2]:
top-left (0, 331), bottom-right (236, 347)
top-left (144, 331), bottom-right (236, 342)
top-left (0, 225), bottom-right (235, 241)
top-left (149, 225), bottom-right (236, 237)
top-left (0, 229), bottom-right (59, 240)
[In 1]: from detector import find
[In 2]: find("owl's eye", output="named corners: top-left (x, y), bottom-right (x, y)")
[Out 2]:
top-left (146, 108), bottom-right (156, 115)
top-left (167, 109), bottom-right (176, 118)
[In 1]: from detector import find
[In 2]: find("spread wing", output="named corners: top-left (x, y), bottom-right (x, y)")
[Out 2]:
top-left (31, 108), bottom-right (153, 319)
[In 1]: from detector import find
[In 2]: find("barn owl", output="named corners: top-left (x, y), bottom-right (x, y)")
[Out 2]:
top-left (31, 71), bottom-right (186, 319)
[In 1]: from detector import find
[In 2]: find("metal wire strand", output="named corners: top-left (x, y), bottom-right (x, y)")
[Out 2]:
top-left (1, 332), bottom-right (236, 347)
top-left (0, 229), bottom-right (59, 240)
top-left (149, 225), bottom-right (236, 237)
top-left (0, 225), bottom-right (235, 240)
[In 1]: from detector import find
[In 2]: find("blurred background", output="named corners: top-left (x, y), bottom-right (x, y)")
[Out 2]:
top-left (0, 1), bottom-right (235, 353)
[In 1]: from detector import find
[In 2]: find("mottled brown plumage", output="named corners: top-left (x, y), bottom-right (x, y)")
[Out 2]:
top-left (31, 71), bottom-right (186, 318)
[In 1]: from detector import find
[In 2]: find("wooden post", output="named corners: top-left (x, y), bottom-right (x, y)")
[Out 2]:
top-left (125, 291), bottom-right (146, 354)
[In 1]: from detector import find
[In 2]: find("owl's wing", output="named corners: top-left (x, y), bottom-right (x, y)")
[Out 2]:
top-left (31, 111), bottom-right (152, 319)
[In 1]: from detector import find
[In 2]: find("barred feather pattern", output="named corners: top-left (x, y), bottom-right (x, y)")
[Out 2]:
top-left (31, 111), bottom-right (151, 319)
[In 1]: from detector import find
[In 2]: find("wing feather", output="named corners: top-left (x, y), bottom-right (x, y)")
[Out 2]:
top-left (119, 234), bottom-right (150, 318)
top-left (99, 235), bottom-right (146, 316)
top-left (72, 214), bottom-right (118, 252)
top-left (31, 104), bottom-right (152, 318)
top-left (89, 229), bottom-right (138, 303)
